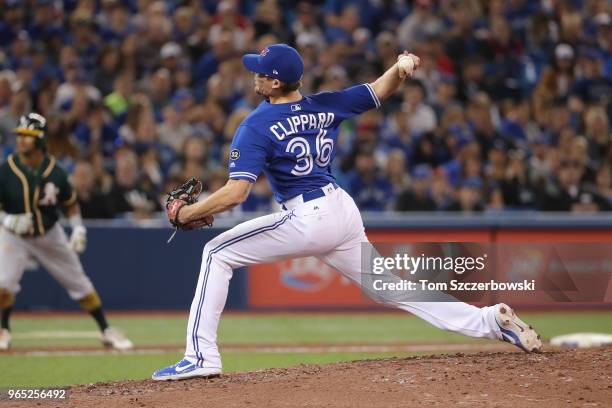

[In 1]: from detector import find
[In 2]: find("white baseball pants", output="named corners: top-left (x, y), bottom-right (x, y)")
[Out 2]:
top-left (0, 223), bottom-right (94, 299)
top-left (185, 184), bottom-right (501, 369)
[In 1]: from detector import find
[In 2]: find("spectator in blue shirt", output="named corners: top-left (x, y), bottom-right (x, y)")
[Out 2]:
top-left (194, 29), bottom-right (235, 86)
top-left (346, 146), bottom-right (394, 211)
top-left (0, 1), bottom-right (24, 47)
top-left (447, 176), bottom-right (485, 212)
top-left (569, 48), bottom-right (612, 116)
top-left (74, 102), bottom-right (120, 158)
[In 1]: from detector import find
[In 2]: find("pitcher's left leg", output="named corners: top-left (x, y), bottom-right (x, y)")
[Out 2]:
top-left (153, 209), bottom-right (334, 380)
top-left (186, 211), bottom-right (308, 369)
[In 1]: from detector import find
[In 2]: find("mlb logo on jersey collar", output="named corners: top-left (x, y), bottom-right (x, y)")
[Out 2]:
top-left (291, 104), bottom-right (302, 112)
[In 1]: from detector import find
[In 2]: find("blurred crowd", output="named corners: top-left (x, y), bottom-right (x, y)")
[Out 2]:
top-left (0, 0), bottom-right (611, 218)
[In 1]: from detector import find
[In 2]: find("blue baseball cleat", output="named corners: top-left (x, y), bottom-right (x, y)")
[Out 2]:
top-left (151, 359), bottom-right (221, 381)
top-left (495, 303), bottom-right (542, 353)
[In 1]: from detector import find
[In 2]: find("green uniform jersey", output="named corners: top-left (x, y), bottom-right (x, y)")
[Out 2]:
top-left (0, 154), bottom-right (76, 236)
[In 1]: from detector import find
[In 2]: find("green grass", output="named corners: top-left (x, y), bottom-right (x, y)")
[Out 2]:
top-left (218, 313), bottom-right (612, 344)
top-left (0, 311), bottom-right (610, 387)
top-left (0, 352), bottom-right (409, 387)
top-left (11, 311), bottom-right (612, 347)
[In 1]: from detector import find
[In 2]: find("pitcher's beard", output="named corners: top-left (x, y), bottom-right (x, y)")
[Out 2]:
top-left (255, 86), bottom-right (270, 98)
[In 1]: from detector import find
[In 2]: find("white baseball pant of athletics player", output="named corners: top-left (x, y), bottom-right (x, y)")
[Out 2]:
top-left (0, 223), bottom-right (94, 299)
top-left (184, 184), bottom-right (502, 370)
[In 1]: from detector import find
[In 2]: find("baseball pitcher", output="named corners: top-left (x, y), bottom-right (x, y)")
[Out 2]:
top-left (0, 113), bottom-right (132, 351)
top-left (153, 44), bottom-right (541, 380)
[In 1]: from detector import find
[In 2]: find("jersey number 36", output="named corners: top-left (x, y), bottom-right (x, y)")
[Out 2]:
top-left (286, 129), bottom-right (333, 176)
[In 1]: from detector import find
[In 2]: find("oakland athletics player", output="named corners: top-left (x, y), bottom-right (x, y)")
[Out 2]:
top-left (153, 44), bottom-right (542, 380)
top-left (0, 113), bottom-right (133, 351)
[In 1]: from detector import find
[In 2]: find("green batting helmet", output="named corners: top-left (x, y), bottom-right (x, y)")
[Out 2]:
top-left (13, 112), bottom-right (47, 150)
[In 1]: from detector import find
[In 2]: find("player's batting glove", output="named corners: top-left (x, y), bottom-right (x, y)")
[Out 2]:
top-left (1, 212), bottom-right (33, 235)
top-left (69, 225), bottom-right (87, 254)
top-left (165, 177), bottom-right (214, 231)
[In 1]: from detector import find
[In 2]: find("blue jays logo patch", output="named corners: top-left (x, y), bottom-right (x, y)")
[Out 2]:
top-left (260, 48), bottom-right (269, 56)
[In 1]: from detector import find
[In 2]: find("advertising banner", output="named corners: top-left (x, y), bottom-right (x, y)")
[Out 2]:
top-left (248, 229), bottom-right (612, 308)
top-left (247, 230), bottom-right (492, 308)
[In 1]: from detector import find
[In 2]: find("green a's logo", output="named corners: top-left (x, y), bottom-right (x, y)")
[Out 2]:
top-left (40, 182), bottom-right (59, 206)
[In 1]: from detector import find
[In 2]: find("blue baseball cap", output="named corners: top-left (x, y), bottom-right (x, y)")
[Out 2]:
top-left (242, 44), bottom-right (304, 83)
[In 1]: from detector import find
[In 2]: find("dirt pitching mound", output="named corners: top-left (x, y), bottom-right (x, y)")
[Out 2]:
top-left (17, 348), bottom-right (612, 407)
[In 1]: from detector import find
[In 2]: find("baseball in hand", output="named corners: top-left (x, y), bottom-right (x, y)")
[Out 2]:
top-left (397, 54), bottom-right (420, 78)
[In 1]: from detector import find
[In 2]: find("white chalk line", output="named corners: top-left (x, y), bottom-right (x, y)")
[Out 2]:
top-left (3, 342), bottom-right (514, 357)
top-left (13, 331), bottom-right (101, 339)
top-left (12, 349), bottom-right (184, 357)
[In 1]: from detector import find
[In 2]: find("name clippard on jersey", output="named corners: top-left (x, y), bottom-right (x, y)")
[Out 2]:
top-left (270, 112), bottom-right (335, 140)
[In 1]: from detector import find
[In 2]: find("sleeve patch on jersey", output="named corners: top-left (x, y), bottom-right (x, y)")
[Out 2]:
top-left (230, 149), bottom-right (240, 160)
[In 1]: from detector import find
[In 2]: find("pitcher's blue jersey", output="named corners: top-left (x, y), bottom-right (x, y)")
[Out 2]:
top-left (228, 83), bottom-right (381, 202)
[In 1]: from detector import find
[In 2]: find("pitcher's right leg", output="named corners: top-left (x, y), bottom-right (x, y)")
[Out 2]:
top-left (319, 241), bottom-right (542, 351)
top-left (316, 191), bottom-right (541, 351)
top-left (318, 239), bottom-right (503, 340)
